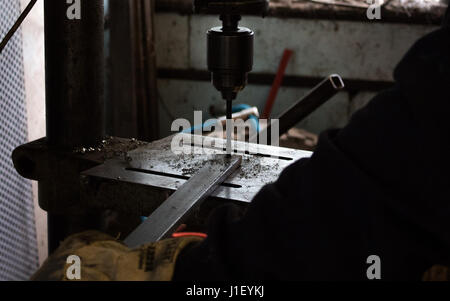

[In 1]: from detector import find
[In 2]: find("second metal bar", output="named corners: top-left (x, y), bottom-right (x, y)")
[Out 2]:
top-left (254, 74), bottom-right (345, 144)
top-left (277, 74), bottom-right (345, 136)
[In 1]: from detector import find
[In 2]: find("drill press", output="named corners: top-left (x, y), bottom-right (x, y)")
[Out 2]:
top-left (195, 0), bottom-right (269, 155)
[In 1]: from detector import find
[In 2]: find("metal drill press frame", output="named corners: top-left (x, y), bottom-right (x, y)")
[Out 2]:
top-left (11, 0), bottom-right (337, 253)
top-left (11, 0), bottom-right (272, 252)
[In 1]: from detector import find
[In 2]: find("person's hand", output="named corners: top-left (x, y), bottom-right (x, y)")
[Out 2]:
top-left (31, 230), bottom-right (203, 281)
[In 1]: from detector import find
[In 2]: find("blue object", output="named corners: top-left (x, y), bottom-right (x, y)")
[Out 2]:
top-left (232, 104), bottom-right (260, 133)
top-left (183, 104), bottom-right (260, 134)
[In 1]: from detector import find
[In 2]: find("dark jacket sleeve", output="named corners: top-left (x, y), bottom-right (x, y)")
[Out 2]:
top-left (174, 24), bottom-right (450, 281)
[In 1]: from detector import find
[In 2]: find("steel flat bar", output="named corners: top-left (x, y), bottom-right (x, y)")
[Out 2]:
top-left (124, 155), bottom-right (242, 248)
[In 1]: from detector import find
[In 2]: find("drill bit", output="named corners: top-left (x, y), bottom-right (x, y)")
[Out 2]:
top-left (226, 98), bottom-right (232, 157)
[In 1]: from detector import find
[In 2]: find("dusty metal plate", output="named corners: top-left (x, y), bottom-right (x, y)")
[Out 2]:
top-left (83, 134), bottom-right (312, 204)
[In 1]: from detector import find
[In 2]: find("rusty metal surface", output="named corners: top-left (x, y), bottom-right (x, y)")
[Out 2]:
top-left (124, 155), bottom-right (242, 247)
top-left (155, 0), bottom-right (447, 25)
top-left (108, 0), bottom-right (159, 141)
top-left (83, 134), bottom-right (312, 205)
top-left (44, 0), bottom-right (105, 149)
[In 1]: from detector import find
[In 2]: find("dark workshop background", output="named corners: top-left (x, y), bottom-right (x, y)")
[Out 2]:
top-left (150, 1), bottom-right (442, 138)
top-left (0, 0), bottom-right (446, 280)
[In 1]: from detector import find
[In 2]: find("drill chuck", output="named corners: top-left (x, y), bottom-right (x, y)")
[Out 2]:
top-left (207, 17), bottom-right (254, 101)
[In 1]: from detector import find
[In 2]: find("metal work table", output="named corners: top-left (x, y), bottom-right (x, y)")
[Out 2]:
top-left (82, 134), bottom-right (312, 217)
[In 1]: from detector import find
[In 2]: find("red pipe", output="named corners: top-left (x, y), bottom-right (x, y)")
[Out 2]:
top-left (262, 49), bottom-right (294, 119)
